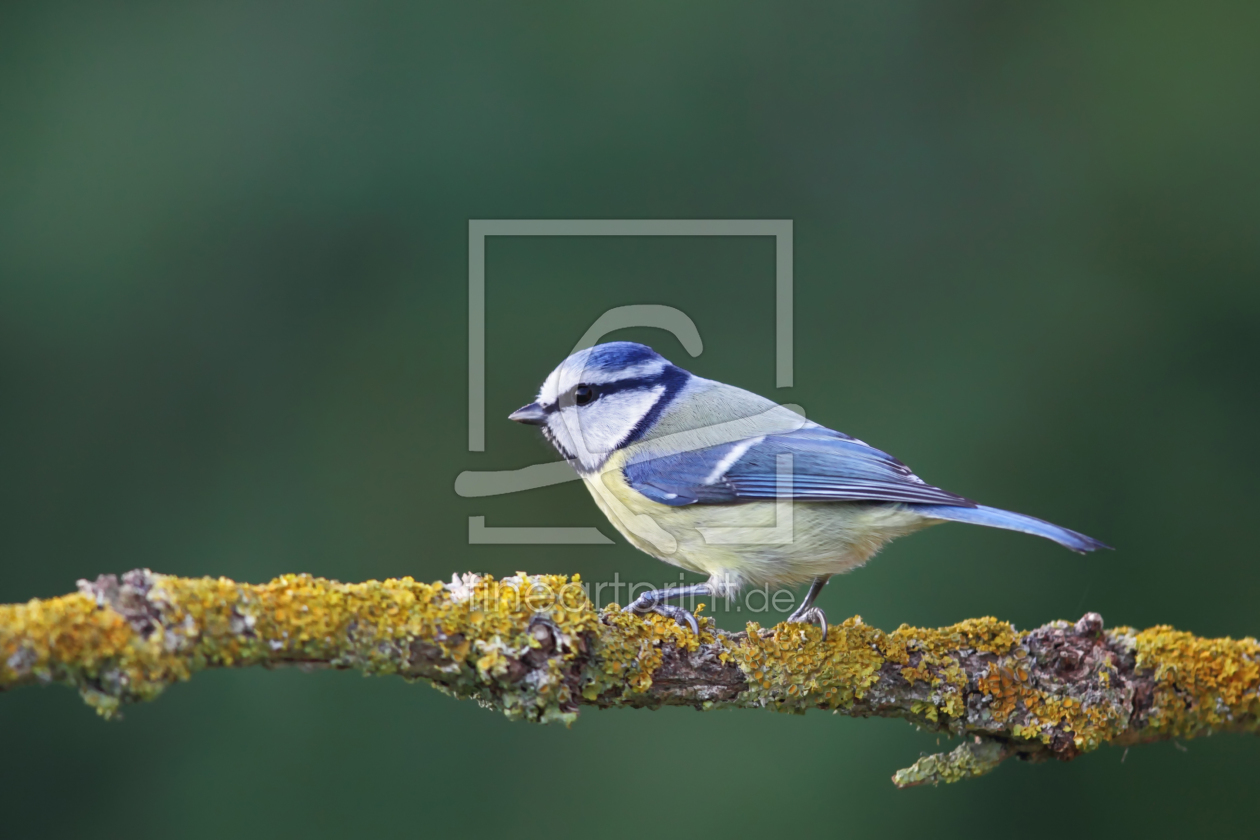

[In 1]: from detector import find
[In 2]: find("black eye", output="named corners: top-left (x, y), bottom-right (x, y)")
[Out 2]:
top-left (574, 384), bottom-right (597, 406)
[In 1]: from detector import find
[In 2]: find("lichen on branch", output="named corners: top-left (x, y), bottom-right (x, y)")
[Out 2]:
top-left (2, 570), bottom-right (1258, 786)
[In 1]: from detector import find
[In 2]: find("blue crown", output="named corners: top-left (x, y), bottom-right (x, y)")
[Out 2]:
top-left (579, 342), bottom-right (667, 373)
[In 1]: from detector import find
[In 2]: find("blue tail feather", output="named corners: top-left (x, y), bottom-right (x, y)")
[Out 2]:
top-left (907, 503), bottom-right (1110, 554)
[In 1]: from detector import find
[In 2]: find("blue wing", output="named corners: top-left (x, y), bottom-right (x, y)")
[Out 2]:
top-left (622, 426), bottom-right (975, 508)
top-left (621, 426), bottom-right (1111, 554)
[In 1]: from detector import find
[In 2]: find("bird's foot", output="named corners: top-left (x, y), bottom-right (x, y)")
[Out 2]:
top-left (648, 603), bottom-right (700, 635)
top-left (624, 590), bottom-right (700, 635)
top-left (786, 605), bottom-right (828, 641)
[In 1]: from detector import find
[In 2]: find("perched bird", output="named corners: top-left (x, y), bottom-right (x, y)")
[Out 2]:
top-left (509, 342), bottom-right (1107, 638)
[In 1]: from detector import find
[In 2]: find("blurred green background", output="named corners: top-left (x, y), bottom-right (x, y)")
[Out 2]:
top-left (2, 1), bottom-right (1259, 836)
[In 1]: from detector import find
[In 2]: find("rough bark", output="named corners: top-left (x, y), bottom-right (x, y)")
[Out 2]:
top-left (2, 570), bottom-right (1257, 787)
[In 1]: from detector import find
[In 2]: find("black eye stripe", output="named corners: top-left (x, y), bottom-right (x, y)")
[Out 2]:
top-left (554, 374), bottom-right (668, 408)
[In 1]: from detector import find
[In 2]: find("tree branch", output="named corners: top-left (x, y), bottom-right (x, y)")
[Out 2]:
top-left (3, 570), bottom-right (1257, 786)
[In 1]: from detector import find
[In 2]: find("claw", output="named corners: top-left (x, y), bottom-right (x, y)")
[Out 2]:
top-left (624, 600), bottom-right (699, 635)
top-left (622, 584), bottom-right (712, 636)
top-left (652, 604), bottom-right (699, 635)
top-left (786, 605), bottom-right (828, 641)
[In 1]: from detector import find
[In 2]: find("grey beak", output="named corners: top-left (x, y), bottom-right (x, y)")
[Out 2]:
top-left (509, 402), bottom-right (547, 425)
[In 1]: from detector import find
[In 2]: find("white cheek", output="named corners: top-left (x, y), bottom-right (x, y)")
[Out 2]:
top-left (555, 387), bottom-right (663, 470)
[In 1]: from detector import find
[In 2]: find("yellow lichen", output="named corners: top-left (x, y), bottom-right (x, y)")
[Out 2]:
top-left (884, 617), bottom-right (1021, 723)
top-left (586, 603), bottom-right (716, 698)
top-left (1130, 626), bottom-right (1260, 738)
top-left (2, 571), bottom-right (603, 724)
top-left (725, 617), bottom-right (898, 713)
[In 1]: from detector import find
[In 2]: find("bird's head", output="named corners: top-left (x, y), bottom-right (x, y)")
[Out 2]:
top-left (509, 342), bottom-right (688, 472)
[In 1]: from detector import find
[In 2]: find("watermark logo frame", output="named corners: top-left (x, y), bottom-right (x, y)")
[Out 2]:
top-left (462, 219), bottom-right (794, 545)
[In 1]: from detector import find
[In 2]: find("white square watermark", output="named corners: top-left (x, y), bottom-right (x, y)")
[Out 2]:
top-left (457, 219), bottom-right (793, 545)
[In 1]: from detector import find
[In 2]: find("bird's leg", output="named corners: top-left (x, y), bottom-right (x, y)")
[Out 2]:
top-left (623, 583), bottom-right (713, 635)
top-left (786, 575), bottom-right (831, 641)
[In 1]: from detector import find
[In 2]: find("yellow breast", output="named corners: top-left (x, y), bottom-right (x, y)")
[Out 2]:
top-left (578, 449), bottom-right (935, 590)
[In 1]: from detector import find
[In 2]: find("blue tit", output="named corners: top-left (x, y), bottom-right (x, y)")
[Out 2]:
top-left (509, 341), bottom-right (1108, 637)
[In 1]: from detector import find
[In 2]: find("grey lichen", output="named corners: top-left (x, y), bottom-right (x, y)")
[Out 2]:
top-left (892, 738), bottom-right (1011, 787)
